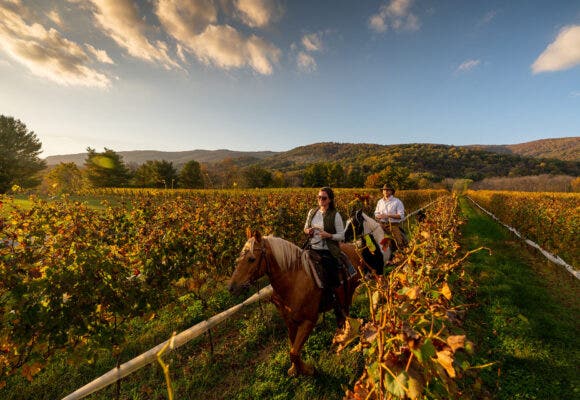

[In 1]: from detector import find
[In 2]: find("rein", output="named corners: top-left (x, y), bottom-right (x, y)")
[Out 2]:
top-left (254, 239), bottom-right (271, 277)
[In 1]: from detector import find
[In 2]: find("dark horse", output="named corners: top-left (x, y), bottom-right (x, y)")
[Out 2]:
top-left (228, 230), bottom-right (361, 376)
top-left (344, 209), bottom-right (398, 275)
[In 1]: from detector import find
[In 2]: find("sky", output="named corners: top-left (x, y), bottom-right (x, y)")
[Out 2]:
top-left (0, 0), bottom-right (579, 157)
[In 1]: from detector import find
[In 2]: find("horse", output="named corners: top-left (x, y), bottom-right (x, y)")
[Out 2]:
top-left (344, 209), bottom-right (396, 275)
top-left (228, 229), bottom-right (361, 376)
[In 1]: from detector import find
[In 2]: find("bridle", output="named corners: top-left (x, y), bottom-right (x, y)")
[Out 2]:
top-left (245, 237), bottom-right (272, 282)
top-left (346, 213), bottom-right (380, 273)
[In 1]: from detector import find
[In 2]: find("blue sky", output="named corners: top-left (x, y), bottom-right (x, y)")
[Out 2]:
top-left (0, 0), bottom-right (579, 157)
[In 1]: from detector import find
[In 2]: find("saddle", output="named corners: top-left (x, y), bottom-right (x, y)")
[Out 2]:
top-left (303, 250), bottom-right (356, 290)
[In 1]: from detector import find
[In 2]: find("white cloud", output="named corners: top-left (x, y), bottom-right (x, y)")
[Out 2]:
top-left (369, 14), bottom-right (387, 33)
top-left (85, 44), bottom-right (114, 64)
top-left (87, 0), bottom-right (180, 69)
top-left (295, 32), bottom-right (326, 73)
top-left (47, 10), bottom-right (63, 27)
top-left (479, 10), bottom-right (497, 26)
top-left (156, 0), bottom-right (281, 75)
top-left (0, 0), bottom-right (110, 88)
top-left (191, 25), bottom-right (280, 75)
top-left (456, 59), bottom-right (481, 73)
top-left (156, 0), bottom-right (217, 39)
top-left (570, 91), bottom-right (580, 98)
top-left (297, 51), bottom-right (316, 73)
top-left (369, 0), bottom-right (420, 33)
top-left (532, 25), bottom-right (580, 74)
top-left (302, 33), bottom-right (323, 52)
top-left (234, 0), bottom-right (283, 28)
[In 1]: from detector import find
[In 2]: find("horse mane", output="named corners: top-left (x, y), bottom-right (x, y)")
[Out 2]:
top-left (263, 236), bottom-right (304, 272)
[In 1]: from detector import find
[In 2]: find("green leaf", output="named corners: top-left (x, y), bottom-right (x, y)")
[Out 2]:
top-left (385, 370), bottom-right (408, 398)
top-left (413, 338), bottom-right (436, 364)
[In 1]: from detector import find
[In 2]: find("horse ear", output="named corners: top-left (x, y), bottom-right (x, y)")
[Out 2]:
top-left (254, 230), bottom-right (262, 242)
top-left (246, 227), bottom-right (252, 239)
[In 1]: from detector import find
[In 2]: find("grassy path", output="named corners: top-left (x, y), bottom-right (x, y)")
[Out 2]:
top-left (459, 197), bottom-right (579, 399)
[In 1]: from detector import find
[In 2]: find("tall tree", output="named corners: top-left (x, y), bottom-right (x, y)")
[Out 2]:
top-left (132, 160), bottom-right (162, 188)
top-left (327, 163), bottom-right (346, 187)
top-left (179, 160), bottom-right (204, 188)
top-left (84, 147), bottom-right (130, 188)
top-left (214, 158), bottom-right (239, 188)
top-left (132, 160), bottom-right (177, 188)
top-left (302, 162), bottom-right (329, 187)
top-left (346, 165), bottom-right (365, 188)
top-left (0, 115), bottom-right (46, 192)
top-left (42, 162), bottom-right (84, 194)
top-left (241, 165), bottom-right (273, 188)
top-left (156, 160), bottom-right (178, 188)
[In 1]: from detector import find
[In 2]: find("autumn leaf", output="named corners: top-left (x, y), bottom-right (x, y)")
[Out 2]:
top-left (447, 335), bottom-right (466, 352)
top-left (333, 317), bottom-right (362, 352)
top-left (21, 362), bottom-right (43, 382)
top-left (441, 282), bottom-right (452, 300)
top-left (406, 286), bottom-right (421, 300)
top-left (436, 349), bottom-right (456, 378)
top-left (361, 322), bottom-right (378, 343)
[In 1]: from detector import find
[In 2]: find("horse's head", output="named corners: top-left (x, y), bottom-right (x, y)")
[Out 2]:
top-left (344, 209), bottom-right (365, 242)
top-left (228, 228), bottom-right (270, 295)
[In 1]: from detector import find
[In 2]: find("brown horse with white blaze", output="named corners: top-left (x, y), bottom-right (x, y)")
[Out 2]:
top-left (228, 230), bottom-right (361, 376)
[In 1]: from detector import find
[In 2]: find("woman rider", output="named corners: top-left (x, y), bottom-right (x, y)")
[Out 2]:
top-left (303, 187), bottom-right (346, 325)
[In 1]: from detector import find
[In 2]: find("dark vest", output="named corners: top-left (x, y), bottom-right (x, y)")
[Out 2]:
top-left (307, 208), bottom-right (342, 260)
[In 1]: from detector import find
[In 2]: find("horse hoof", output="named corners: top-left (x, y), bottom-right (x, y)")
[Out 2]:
top-left (288, 364), bottom-right (298, 377)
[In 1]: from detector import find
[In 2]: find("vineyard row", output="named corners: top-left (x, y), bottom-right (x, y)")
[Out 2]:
top-left (466, 190), bottom-right (579, 268)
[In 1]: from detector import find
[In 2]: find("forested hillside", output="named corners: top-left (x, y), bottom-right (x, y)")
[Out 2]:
top-left (467, 137), bottom-right (579, 161)
top-left (257, 142), bottom-right (579, 181)
top-left (40, 139), bottom-right (579, 190)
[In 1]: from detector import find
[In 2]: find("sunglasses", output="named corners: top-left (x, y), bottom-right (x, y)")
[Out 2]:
top-left (317, 195), bottom-right (328, 200)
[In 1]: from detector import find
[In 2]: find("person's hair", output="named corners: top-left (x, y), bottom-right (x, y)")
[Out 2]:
top-left (319, 187), bottom-right (336, 210)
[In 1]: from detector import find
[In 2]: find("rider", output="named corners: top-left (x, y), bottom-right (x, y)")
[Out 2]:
top-left (374, 183), bottom-right (407, 259)
top-left (303, 187), bottom-right (346, 324)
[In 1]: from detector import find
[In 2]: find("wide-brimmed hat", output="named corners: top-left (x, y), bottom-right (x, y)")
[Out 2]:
top-left (381, 184), bottom-right (395, 192)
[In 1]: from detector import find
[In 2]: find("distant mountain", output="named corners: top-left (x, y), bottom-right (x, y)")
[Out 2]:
top-left (466, 137), bottom-right (579, 161)
top-left (45, 149), bottom-right (278, 167)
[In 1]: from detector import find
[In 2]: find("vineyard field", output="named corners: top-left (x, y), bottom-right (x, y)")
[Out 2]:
top-left (0, 188), bottom-right (446, 392)
top-left (2, 188), bottom-right (577, 399)
top-left (466, 190), bottom-right (579, 267)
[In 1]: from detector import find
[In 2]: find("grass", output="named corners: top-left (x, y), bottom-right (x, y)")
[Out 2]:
top-left (6, 283), bottom-right (368, 400)
top-left (458, 197), bottom-right (580, 399)
top-left (0, 193), bottom-right (120, 215)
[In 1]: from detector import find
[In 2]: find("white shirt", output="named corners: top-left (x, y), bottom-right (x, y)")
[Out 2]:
top-left (374, 196), bottom-right (405, 223)
top-left (304, 209), bottom-right (345, 250)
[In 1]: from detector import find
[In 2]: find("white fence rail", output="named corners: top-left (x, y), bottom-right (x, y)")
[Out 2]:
top-left (466, 196), bottom-right (578, 280)
top-left (62, 285), bottom-right (274, 400)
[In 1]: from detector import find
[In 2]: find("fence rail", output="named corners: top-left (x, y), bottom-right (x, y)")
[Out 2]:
top-left (466, 196), bottom-right (578, 279)
top-left (62, 285), bottom-right (274, 400)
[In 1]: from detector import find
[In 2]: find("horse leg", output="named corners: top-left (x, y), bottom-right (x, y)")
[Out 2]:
top-left (288, 320), bottom-right (316, 376)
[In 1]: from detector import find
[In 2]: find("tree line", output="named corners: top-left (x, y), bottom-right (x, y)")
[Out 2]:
top-left (1, 114), bottom-right (578, 194)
